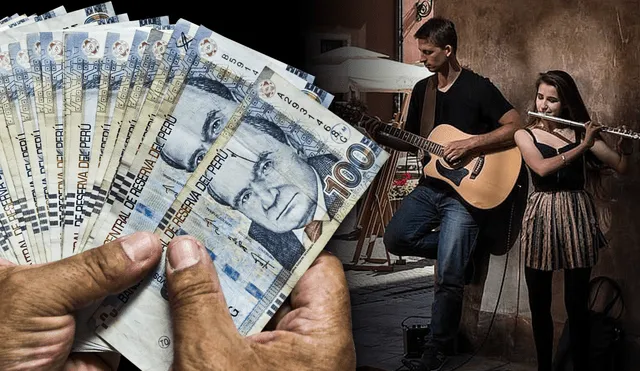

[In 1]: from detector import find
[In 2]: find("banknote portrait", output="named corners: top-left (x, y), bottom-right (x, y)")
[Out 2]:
top-left (159, 76), bottom-right (241, 172)
top-left (204, 115), bottom-right (344, 271)
top-left (158, 74), bottom-right (343, 271)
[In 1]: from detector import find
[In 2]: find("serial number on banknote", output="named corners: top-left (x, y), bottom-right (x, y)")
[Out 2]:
top-left (276, 92), bottom-right (350, 143)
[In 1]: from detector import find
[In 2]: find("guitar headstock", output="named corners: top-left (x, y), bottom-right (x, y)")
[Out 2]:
top-left (330, 100), bottom-right (367, 125)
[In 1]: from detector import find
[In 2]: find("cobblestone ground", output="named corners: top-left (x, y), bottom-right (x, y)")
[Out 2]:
top-left (326, 230), bottom-right (536, 371)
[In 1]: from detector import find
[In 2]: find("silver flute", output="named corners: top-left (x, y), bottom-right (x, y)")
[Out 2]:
top-left (527, 111), bottom-right (640, 140)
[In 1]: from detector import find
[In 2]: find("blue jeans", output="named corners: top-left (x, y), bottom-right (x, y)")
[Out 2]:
top-left (383, 184), bottom-right (480, 353)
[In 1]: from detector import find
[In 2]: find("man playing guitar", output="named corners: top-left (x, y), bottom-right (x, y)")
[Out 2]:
top-left (360, 17), bottom-right (523, 370)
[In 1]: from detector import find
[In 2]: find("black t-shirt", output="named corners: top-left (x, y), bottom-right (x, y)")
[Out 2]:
top-left (404, 68), bottom-right (514, 190)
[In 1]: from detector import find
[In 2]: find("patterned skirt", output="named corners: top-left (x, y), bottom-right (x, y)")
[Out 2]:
top-left (521, 189), bottom-right (607, 271)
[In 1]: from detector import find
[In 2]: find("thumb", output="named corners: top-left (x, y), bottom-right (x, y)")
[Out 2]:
top-left (0, 257), bottom-right (16, 267)
top-left (165, 236), bottom-right (241, 353)
top-left (19, 231), bottom-right (162, 315)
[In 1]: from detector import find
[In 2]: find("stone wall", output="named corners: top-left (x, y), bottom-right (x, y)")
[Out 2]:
top-left (433, 1), bottom-right (640, 367)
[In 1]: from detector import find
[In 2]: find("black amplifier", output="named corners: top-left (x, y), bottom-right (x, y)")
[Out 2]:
top-left (402, 324), bottom-right (430, 358)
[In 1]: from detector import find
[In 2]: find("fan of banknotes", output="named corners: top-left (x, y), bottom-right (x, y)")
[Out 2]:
top-left (0, 3), bottom-right (390, 370)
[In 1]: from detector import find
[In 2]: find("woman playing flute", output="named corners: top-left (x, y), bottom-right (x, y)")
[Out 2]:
top-left (513, 69), bottom-right (632, 371)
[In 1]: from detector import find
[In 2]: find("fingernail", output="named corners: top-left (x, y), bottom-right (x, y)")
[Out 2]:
top-left (168, 237), bottom-right (201, 272)
top-left (121, 232), bottom-right (157, 263)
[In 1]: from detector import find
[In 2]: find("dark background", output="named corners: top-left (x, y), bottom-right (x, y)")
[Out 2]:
top-left (1, 0), bottom-right (312, 71)
top-left (1, 1), bottom-right (314, 370)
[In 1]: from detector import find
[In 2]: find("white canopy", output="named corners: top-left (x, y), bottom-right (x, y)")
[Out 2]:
top-left (311, 46), bottom-right (390, 65)
top-left (309, 49), bottom-right (433, 94)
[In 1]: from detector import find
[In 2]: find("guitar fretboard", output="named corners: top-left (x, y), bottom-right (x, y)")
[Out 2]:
top-left (335, 104), bottom-right (447, 156)
top-left (381, 125), bottom-right (444, 157)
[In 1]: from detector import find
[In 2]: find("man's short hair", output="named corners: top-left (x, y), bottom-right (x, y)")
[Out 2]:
top-left (414, 16), bottom-right (457, 54)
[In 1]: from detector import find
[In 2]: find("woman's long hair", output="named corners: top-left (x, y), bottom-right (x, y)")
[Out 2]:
top-left (527, 70), bottom-right (613, 233)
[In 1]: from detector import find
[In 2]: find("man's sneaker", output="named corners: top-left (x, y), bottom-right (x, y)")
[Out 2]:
top-left (420, 345), bottom-right (447, 371)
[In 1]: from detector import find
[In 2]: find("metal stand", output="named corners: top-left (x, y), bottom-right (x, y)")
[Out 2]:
top-left (343, 93), bottom-right (412, 272)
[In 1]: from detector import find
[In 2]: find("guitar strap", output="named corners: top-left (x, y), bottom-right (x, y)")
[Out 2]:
top-left (420, 74), bottom-right (437, 138)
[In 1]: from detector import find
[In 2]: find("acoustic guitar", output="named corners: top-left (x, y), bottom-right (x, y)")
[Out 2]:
top-left (332, 102), bottom-right (530, 255)
top-left (333, 103), bottom-right (523, 209)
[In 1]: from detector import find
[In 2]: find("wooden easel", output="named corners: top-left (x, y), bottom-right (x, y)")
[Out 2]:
top-left (343, 92), bottom-right (413, 271)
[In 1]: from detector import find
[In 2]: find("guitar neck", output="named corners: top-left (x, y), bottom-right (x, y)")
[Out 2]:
top-left (359, 113), bottom-right (444, 156)
top-left (380, 125), bottom-right (443, 155)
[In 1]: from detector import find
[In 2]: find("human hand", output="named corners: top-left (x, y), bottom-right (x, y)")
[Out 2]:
top-left (166, 235), bottom-right (356, 371)
top-left (0, 232), bottom-right (163, 371)
top-left (616, 125), bottom-right (634, 155)
top-left (442, 138), bottom-right (478, 164)
top-left (583, 121), bottom-right (603, 148)
top-left (358, 116), bottom-right (385, 141)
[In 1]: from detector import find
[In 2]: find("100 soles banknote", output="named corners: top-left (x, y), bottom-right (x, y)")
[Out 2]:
top-left (0, 4), bottom-right (388, 369)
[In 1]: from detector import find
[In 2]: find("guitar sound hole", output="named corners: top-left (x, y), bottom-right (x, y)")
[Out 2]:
top-left (445, 157), bottom-right (467, 169)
